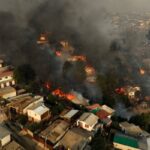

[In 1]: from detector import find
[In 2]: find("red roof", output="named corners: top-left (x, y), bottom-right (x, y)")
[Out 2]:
top-left (96, 109), bottom-right (110, 120)
top-left (86, 104), bottom-right (101, 111)
top-left (0, 71), bottom-right (13, 78)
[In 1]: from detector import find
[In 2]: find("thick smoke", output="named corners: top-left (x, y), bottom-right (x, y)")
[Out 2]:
top-left (0, 0), bottom-right (149, 97)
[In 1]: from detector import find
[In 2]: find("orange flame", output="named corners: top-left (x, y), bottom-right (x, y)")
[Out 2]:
top-left (139, 68), bottom-right (145, 75)
top-left (68, 55), bottom-right (87, 62)
top-left (52, 89), bottom-right (75, 100)
top-left (37, 34), bottom-right (48, 44)
top-left (85, 65), bottom-right (96, 75)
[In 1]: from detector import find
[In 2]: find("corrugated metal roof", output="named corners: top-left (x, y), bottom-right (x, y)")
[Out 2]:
top-left (113, 134), bottom-right (139, 148)
top-left (79, 113), bottom-right (98, 126)
top-left (63, 109), bottom-right (79, 119)
top-left (32, 105), bottom-right (49, 115)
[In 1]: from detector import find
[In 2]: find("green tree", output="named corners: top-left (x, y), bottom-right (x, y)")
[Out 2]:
top-left (14, 64), bottom-right (36, 85)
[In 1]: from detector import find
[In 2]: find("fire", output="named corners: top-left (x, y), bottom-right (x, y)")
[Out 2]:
top-left (40, 36), bottom-right (46, 41)
top-left (45, 82), bottom-right (51, 90)
top-left (37, 34), bottom-right (48, 44)
top-left (55, 51), bottom-right (62, 57)
top-left (52, 89), bottom-right (76, 100)
top-left (85, 65), bottom-right (96, 75)
top-left (139, 68), bottom-right (145, 75)
top-left (67, 55), bottom-right (87, 62)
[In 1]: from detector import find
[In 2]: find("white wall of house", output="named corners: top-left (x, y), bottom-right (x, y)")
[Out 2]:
top-left (0, 134), bottom-right (11, 147)
top-left (23, 98), bottom-right (44, 114)
top-left (76, 120), bottom-right (96, 132)
top-left (27, 109), bottom-right (41, 122)
top-left (0, 76), bottom-right (13, 82)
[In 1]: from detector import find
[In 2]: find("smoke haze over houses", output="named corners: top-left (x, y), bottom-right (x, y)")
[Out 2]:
top-left (0, 0), bottom-right (149, 97)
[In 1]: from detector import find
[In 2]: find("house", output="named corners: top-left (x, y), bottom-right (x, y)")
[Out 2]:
top-left (113, 134), bottom-right (140, 150)
top-left (96, 109), bottom-right (112, 126)
top-left (0, 86), bottom-right (16, 99)
top-left (7, 93), bottom-right (44, 114)
top-left (27, 103), bottom-right (50, 122)
top-left (0, 61), bottom-right (15, 89)
top-left (119, 122), bottom-right (143, 136)
top-left (124, 86), bottom-right (141, 100)
top-left (40, 119), bottom-right (70, 145)
top-left (1, 140), bottom-right (25, 150)
top-left (147, 138), bottom-right (150, 150)
top-left (101, 105), bottom-right (115, 117)
top-left (0, 125), bottom-right (11, 147)
top-left (86, 104), bottom-right (101, 114)
top-left (60, 109), bottom-right (80, 121)
top-left (57, 127), bottom-right (92, 150)
top-left (76, 113), bottom-right (99, 131)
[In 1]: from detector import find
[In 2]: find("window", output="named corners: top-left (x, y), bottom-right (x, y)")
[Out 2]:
top-left (85, 124), bottom-right (89, 128)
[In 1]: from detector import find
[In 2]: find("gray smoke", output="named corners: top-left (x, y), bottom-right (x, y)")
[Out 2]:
top-left (0, 0), bottom-right (149, 97)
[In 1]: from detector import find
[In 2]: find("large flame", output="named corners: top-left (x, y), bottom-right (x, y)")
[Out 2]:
top-left (52, 89), bottom-right (76, 100)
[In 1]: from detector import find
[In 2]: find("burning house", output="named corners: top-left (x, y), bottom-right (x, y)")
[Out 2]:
top-left (116, 86), bottom-right (141, 101)
top-left (52, 89), bottom-right (89, 106)
top-left (124, 86), bottom-right (141, 100)
top-left (85, 65), bottom-right (97, 83)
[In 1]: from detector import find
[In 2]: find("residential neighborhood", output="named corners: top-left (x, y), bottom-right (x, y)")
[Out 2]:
top-left (0, 1), bottom-right (150, 150)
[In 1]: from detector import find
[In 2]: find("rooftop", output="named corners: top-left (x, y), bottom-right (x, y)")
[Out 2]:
top-left (0, 124), bottom-right (10, 140)
top-left (29, 104), bottom-right (49, 116)
top-left (120, 122), bottom-right (143, 134)
top-left (96, 109), bottom-right (110, 120)
top-left (7, 94), bottom-right (43, 111)
top-left (86, 104), bottom-right (101, 111)
top-left (0, 86), bottom-right (16, 96)
top-left (40, 119), bottom-right (70, 144)
top-left (101, 105), bottom-right (115, 114)
top-left (0, 140), bottom-right (25, 150)
top-left (61, 109), bottom-right (79, 120)
top-left (58, 127), bottom-right (92, 150)
top-left (0, 70), bottom-right (13, 78)
top-left (78, 113), bottom-right (98, 126)
top-left (113, 134), bottom-right (139, 148)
